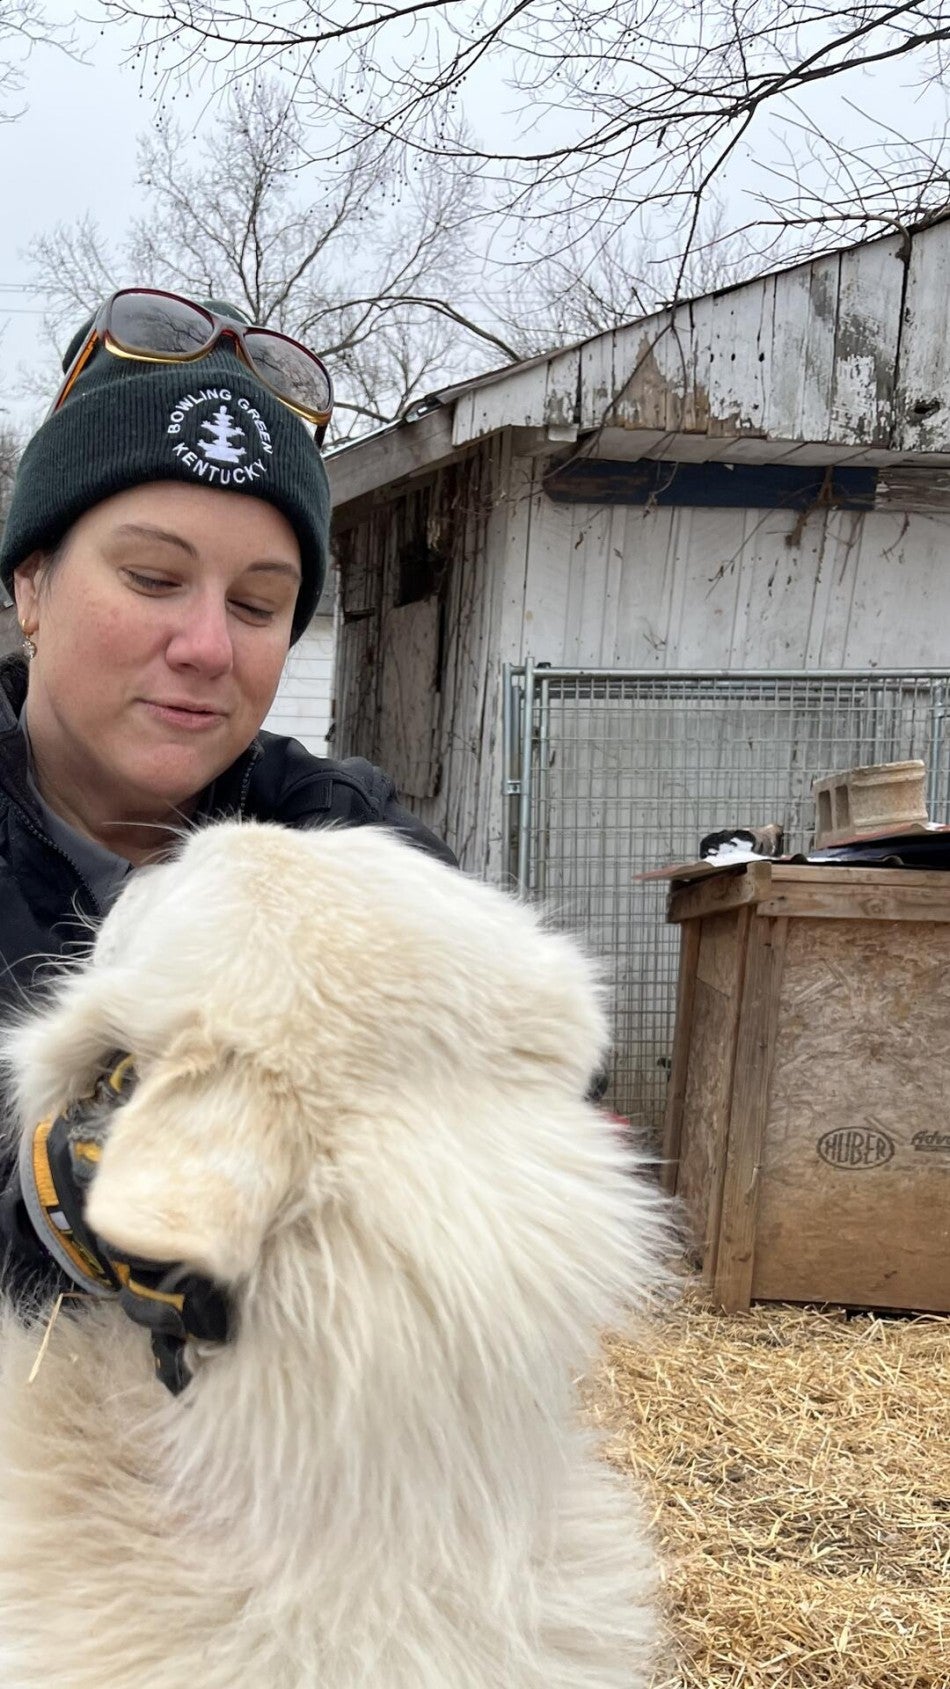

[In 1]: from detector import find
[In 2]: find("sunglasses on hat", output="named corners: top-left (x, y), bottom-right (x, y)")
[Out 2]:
top-left (49, 287), bottom-right (334, 444)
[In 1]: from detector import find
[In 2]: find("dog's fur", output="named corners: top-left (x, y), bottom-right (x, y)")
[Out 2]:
top-left (0, 822), bottom-right (669, 1688)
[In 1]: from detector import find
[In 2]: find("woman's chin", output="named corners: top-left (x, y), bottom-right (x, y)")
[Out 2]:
top-left (119, 746), bottom-right (236, 813)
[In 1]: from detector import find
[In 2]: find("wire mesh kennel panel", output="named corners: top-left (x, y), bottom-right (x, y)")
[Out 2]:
top-left (504, 666), bottom-right (950, 1135)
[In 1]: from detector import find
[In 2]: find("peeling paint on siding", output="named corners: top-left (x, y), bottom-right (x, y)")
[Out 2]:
top-left (439, 219), bottom-right (950, 460)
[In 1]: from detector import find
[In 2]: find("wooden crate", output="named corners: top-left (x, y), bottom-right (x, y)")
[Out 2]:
top-left (661, 862), bottom-right (950, 1313)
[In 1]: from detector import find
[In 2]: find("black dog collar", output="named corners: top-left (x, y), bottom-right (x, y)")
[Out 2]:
top-left (21, 1055), bottom-right (234, 1395)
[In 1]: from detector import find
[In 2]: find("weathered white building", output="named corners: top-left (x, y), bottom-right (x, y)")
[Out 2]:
top-left (330, 219), bottom-right (950, 1123)
top-left (328, 218), bottom-right (950, 849)
top-left (262, 579), bottom-right (335, 753)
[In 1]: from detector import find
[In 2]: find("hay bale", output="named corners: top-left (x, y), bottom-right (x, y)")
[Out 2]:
top-left (589, 1285), bottom-right (949, 1688)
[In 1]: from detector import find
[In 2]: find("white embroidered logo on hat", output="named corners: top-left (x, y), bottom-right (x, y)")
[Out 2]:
top-left (165, 388), bottom-right (273, 488)
top-left (198, 406), bottom-right (247, 465)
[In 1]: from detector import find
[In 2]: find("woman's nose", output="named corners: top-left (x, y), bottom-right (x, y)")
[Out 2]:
top-left (165, 595), bottom-right (234, 675)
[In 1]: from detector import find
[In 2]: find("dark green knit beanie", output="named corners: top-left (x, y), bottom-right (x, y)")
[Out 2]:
top-left (0, 302), bottom-right (331, 642)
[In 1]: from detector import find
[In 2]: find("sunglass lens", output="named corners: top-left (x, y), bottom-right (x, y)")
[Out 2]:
top-left (109, 291), bottom-right (215, 357)
top-left (244, 329), bottom-right (332, 418)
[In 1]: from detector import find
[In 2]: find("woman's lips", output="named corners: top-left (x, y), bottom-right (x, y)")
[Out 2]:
top-left (141, 700), bottom-right (227, 731)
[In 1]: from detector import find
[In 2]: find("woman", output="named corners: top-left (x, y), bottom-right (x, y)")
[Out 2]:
top-left (0, 287), bottom-right (453, 1301)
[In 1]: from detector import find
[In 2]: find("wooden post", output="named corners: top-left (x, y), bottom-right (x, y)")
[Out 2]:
top-left (713, 915), bottom-right (789, 1312)
top-left (704, 904), bottom-right (754, 1289)
top-left (660, 921), bottom-right (701, 1193)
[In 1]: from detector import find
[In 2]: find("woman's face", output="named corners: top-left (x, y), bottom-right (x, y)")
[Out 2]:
top-left (13, 481), bottom-right (302, 817)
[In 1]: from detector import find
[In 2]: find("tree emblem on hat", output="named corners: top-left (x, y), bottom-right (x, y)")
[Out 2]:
top-left (199, 406), bottom-right (247, 464)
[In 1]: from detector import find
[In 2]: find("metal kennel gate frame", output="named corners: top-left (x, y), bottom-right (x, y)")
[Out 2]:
top-left (502, 662), bottom-right (950, 1133)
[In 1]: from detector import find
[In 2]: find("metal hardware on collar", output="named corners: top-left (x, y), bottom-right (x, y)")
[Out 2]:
top-left (110, 1256), bottom-right (232, 1395)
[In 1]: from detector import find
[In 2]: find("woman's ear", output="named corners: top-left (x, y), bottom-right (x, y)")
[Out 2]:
top-left (12, 552), bottom-right (46, 631)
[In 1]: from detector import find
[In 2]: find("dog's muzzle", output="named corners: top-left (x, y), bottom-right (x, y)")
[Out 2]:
top-left (20, 1055), bottom-right (234, 1395)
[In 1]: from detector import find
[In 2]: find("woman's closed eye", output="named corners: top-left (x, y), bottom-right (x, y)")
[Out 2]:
top-left (231, 601), bottom-right (275, 623)
top-left (124, 568), bottom-right (177, 593)
top-left (122, 568), bottom-right (275, 622)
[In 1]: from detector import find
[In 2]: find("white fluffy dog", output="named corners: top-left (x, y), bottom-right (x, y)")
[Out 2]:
top-left (0, 821), bottom-right (669, 1689)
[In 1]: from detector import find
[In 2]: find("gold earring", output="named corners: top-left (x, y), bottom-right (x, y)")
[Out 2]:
top-left (19, 620), bottom-right (36, 660)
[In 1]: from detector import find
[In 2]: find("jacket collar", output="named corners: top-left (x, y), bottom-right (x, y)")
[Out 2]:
top-left (0, 655), bottom-right (42, 821)
top-left (0, 652), bottom-right (28, 728)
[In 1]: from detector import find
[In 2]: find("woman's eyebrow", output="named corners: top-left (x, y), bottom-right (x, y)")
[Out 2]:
top-left (246, 561), bottom-right (301, 580)
top-left (113, 523), bottom-right (197, 557)
top-left (112, 527), bottom-right (300, 579)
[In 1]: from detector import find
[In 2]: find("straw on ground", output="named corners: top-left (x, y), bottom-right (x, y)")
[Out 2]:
top-left (590, 1287), bottom-right (949, 1689)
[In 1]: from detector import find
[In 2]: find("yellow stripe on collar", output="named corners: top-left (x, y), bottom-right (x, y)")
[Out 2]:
top-left (107, 1055), bottom-right (136, 1095)
top-left (112, 1260), bottom-right (187, 1314)
top-left (30, 1118), bottom-right (116, 1292)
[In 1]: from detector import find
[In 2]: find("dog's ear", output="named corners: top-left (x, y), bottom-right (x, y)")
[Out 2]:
top-left (499, 931), bottom-right (610, 1095)
top-left (1, 972), bottom-right (130, 1128)
top-left (85, 1043), bottom-right (299, 1285)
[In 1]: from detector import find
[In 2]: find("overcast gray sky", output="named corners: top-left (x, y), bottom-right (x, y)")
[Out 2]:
top-left (1, 13), bottom-right (154, 425)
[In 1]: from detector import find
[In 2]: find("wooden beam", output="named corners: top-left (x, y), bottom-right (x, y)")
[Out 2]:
top-left (771, 864), bottom-right (950, 888)
top-left (705, 904), bottom-right (754, 1291)
top-left (660, 921), bottom-right (701, 1193)
top-left (328, 406), bottom-right (458, 513)
top-left (757, 884), bottom-right (950, 922)
top-left (668, 862), bottom-right (771, 924)
top-left (714, 916), bottom-right (789, 1313)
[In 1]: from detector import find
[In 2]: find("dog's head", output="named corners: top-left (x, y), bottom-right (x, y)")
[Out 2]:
top-left (6, 823), bottom-right (610, 1292)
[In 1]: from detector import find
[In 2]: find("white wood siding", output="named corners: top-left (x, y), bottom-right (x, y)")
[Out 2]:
top-left (263, 615), bottom-right (335, 754)
top-left (495, 467), bottom-right (950, 871)
top-left (334, 436), bottom-right (950, 880)
top-left (505, 466), bottom-right (950, 672)
top-left (334, 441), bottom-right (515, 876)
top-left (447, 220), bottom-right (950, 463)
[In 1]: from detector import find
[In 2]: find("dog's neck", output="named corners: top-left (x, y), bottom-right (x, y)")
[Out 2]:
top-left (150, 1213), bottom-right (576, 1599)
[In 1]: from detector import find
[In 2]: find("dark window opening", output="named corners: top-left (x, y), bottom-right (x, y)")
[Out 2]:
top-left (396, 536), bottom-right (446, 607)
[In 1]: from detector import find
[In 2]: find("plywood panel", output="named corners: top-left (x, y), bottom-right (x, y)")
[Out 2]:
top-left (604, 316), bottom-right (679, 432)
top-left (565, 504), bottom-right (615, 664)
top-left (455, 356), bottom-right (580, 445)
top-left (677, 296), bottom-right (713, 435)
top-left (579, 330), bottom-right (617, 425)
top-left (520, 470), bottom-right (582, 659)
top-left (752, 916), bottom-right (950, 1310)
top-left (496, 483), bottom-right (950, 674)
top-left (812, 506), bottom-right (950, 670)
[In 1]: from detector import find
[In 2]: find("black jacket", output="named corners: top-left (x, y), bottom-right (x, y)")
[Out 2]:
top-left (0, 654), bottom-right (454, 1304)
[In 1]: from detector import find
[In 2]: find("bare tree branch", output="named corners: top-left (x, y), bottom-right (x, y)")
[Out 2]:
top-left (0, 1), bottom-right (75, 119)
top-left (26, 75), bottom-right (516, 440)
top-left (96, 1), bottom-right (950, 288)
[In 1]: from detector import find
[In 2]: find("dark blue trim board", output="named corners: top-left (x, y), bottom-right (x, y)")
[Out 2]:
top-left (543, 458), bottom-right (879, 510)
